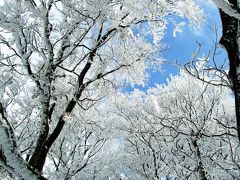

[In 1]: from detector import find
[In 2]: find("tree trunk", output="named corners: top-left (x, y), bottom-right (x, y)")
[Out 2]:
top-left (218, 1), bottom-right (240, 141)
top-left (191, 139), bottom-right (207, 180)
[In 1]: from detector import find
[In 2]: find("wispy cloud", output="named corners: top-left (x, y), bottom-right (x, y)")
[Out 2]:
top-left (198, 0), bottom-right (218, 12)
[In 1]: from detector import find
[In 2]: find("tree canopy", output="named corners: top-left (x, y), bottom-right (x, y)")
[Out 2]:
top-left (0, 0), bottom-right (239, 179)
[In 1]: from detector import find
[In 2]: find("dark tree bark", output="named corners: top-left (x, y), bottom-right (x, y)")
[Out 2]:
top-left (191, 139), bottom-right (208, 180)
top-left (218, 1), bottom-right (240, 141)
top-left (0, 147), bottom-right (6, 162)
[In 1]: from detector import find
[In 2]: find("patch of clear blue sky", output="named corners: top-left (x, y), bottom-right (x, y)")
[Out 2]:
top-left (125, 0), bottom-right (228, 92)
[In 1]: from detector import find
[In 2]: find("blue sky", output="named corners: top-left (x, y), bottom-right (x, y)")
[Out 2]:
top-left (125, 0), bottom-right (227, 91)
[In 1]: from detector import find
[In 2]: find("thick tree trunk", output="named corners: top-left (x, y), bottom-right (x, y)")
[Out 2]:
top-left (28, 86), bottom-right (84, 172)
top-left (218, 2), bottom-right (240, 141)
top-left (28, 100), bottom-right (50, 172)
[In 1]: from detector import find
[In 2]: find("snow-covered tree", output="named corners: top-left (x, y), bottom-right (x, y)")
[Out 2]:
top-left (216, 0), bottom-right (240, 141)
top-left (0, 0), bottom-right (204, 178)
top-left (113, 66), bottom-right (239, 179)
top-left (185, 0), bottom-right (240, 142)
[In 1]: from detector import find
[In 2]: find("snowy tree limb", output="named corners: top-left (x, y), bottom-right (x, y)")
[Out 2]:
top-left (212, 0), bottom-right (240, 19)
top-left (0, 102), bottom-right (46, 179)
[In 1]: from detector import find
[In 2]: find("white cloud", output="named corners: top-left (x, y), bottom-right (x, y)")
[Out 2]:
top-left (197, 0), bottom-right (218, 11)
top-left (173, 22), bottom-right (186, 37)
